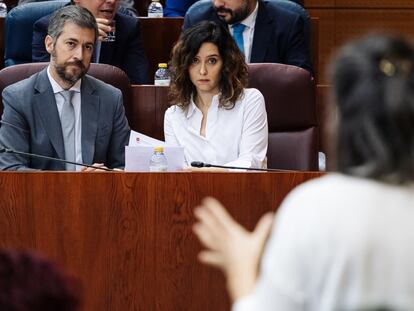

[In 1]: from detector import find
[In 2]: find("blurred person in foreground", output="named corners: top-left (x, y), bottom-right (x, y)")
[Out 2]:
top-left (164, 21), bottom-right (268, 170)
top-left (0, 249), bottom-right (81, 311)
top-left (193, 33), bottom-right (414, 310)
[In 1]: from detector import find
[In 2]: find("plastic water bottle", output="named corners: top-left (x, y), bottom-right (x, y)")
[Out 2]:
top-left (154, 63), bottom-right (170, 86)
top-left (148, 0), bottom-right (163, 18)
top-left (0, 1), bottom-right (7, 18)
top-left (149, 147), bottom-right (168, 172)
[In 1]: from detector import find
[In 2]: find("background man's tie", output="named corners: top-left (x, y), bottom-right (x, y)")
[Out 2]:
top-left (232, 23), bottom-right (246, 55)
top-left (60, 90), bottom-right (76, 171)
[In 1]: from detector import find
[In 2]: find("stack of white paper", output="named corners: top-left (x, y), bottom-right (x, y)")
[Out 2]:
top-left (125, 131), bottom-right (185, 172)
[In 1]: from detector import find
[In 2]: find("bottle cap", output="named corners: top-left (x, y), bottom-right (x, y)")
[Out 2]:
top-left (154, 146), bottom-right (164, 152)
top-left (158, 63), bottom-right (168, 68)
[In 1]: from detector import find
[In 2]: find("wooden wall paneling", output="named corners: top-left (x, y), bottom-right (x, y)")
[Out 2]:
top-left (130, 85), bottom-right (157, 134)
top-left (304, 0), bottom-right (414, 8)
top-left (316, 84), bottom-right (335, 168)
top-left (130, 85), bottom-right (169, 140)
top-left (307, 5), bottom-right (414, 83)
top-left (0, 171), bottom-right (323, 311)
top-left (140, 17), bottom-right (183, 83)
top-left (155, 85), bottom-right (170, 140)
top-left (310, 17), bottom-right (319, 81)
top-left (307, 8), bottom-right (336, 84)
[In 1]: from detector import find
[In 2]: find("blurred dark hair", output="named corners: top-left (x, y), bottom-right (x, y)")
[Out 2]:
top-left (331, 34), bottom-right (414, 183)
top-left (169, 21), bottom-right (248, 109)
top-left (0, 249), bottom-right (81, 311)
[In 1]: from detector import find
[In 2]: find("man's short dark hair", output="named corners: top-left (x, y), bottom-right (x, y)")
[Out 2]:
top-left (48, 5), bottom-right (99, 43)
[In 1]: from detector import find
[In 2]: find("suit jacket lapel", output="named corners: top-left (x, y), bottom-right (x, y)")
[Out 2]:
top-left (80, 76), bottom-right (99, 165)
top-left (251, 0), bottom-right (272, 62)
top-left (33, 69), bottom-right (65, 160)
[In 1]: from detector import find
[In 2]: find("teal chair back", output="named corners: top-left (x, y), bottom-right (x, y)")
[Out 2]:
top-left (4, 1), bottom-right (69, 67)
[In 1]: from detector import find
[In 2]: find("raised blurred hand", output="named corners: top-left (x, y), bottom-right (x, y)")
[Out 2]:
top-left (193, 197), bottom-right (274, 302)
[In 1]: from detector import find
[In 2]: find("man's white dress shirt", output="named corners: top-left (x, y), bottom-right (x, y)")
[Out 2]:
top-left (164, 88), bottom-right (268, 168)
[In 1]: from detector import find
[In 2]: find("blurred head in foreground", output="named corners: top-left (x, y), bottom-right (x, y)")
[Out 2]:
top-left (0, 249), bottom-right (81, 311)
top-left (332, 34), bottom-right (414, 183)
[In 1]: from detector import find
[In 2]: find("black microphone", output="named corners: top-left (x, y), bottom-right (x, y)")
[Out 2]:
top-left (190, 161), bottom-right (291, 172)
top-left (0, 147), bottom-right (113, 171)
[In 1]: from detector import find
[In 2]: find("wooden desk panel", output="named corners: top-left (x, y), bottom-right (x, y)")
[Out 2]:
top-left (0, 171), bottom-right (322, 310)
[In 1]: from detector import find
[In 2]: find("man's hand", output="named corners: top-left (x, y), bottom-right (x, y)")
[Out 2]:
top-left (193, 197), bottom-right (274, 302)
top-left (95, 18), bottom-right (112, 41)
top-left (80, 163), bottom-right (108, 172)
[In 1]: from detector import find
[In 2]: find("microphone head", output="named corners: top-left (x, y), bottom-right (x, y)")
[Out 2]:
top-left (191, 161), bottom-right (205, 168)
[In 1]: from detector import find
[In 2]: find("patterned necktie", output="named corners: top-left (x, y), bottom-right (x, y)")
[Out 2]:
top-left (60, 90), bottom-right (76, 171)
top-left (232, 23), bottom-right (246, 55)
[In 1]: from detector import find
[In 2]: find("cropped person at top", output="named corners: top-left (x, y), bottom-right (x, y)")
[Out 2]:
top-left (32, 0), bottom-right (149, 84)
top-left (193, 34), bottom-right (414, 310)
top-left (164, 21), bottom-right (268, 169)
top-left (164, 0), bottom-right (198, 17)
top-left (18, 0), bottom-right (139, 17)
top-left (183, 0), bottom-right (312, 74)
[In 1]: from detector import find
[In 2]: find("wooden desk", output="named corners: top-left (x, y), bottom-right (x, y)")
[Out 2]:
top-left (0, 171), bottom-right (322, 310)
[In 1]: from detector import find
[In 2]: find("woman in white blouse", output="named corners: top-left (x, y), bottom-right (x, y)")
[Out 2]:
top-left (193, 34), bottom-right (414, 310)
top-left (164, 21), bottom-right (268, 169)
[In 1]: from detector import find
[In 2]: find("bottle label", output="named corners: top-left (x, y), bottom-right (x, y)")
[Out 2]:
top-left (148, 12), bottom-right (163, 18)
top-left (154, 79), bottom-right (170, 86)
top-left (149, 165), bottom-right (168, 172)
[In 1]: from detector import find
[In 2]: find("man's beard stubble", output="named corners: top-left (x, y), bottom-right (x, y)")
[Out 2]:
top-left (214, 2), bottom-right (250, 24)
top-left (51, 50), bottom-right (88, 85)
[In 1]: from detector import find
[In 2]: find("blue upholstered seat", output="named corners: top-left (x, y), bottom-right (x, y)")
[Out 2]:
top-left (4, 1), bottom-right (69, 67)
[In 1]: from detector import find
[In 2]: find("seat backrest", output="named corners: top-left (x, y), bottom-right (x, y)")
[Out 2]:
top-left (248, 63), bottom-right (318, 170)
top-left (0, 62), bottom-right (132, 119)
top-left (4, 1), bottom-right (69, 67)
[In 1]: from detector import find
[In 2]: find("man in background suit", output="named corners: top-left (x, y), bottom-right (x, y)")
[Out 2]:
top-left (0, 5), bottom-right (130, 171)
top-left (183, 0), bottom-right (312, 73)
top-left (18, 0), bottom-right (139, 16)
top-left (164, 0), bottom-right (197, 17)
top-left (32, 0), bottom-right (149, 84)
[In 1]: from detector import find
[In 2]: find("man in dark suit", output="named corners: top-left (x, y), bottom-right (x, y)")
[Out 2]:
top-left (0, 5), bottom-right (130, 171)
top-left (183, 0), bottom-right (312, 73)
top-left (32, 0), bottom-right (149, 84)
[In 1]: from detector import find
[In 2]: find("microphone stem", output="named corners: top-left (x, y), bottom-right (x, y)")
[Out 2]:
top-left (3, 148), bottom-right (112, 171)
top-left (205, 164), bottom-right (287, 172)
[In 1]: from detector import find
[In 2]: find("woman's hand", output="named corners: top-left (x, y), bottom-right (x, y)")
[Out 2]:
top-left (193, 197), bottom-right (274, 302)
